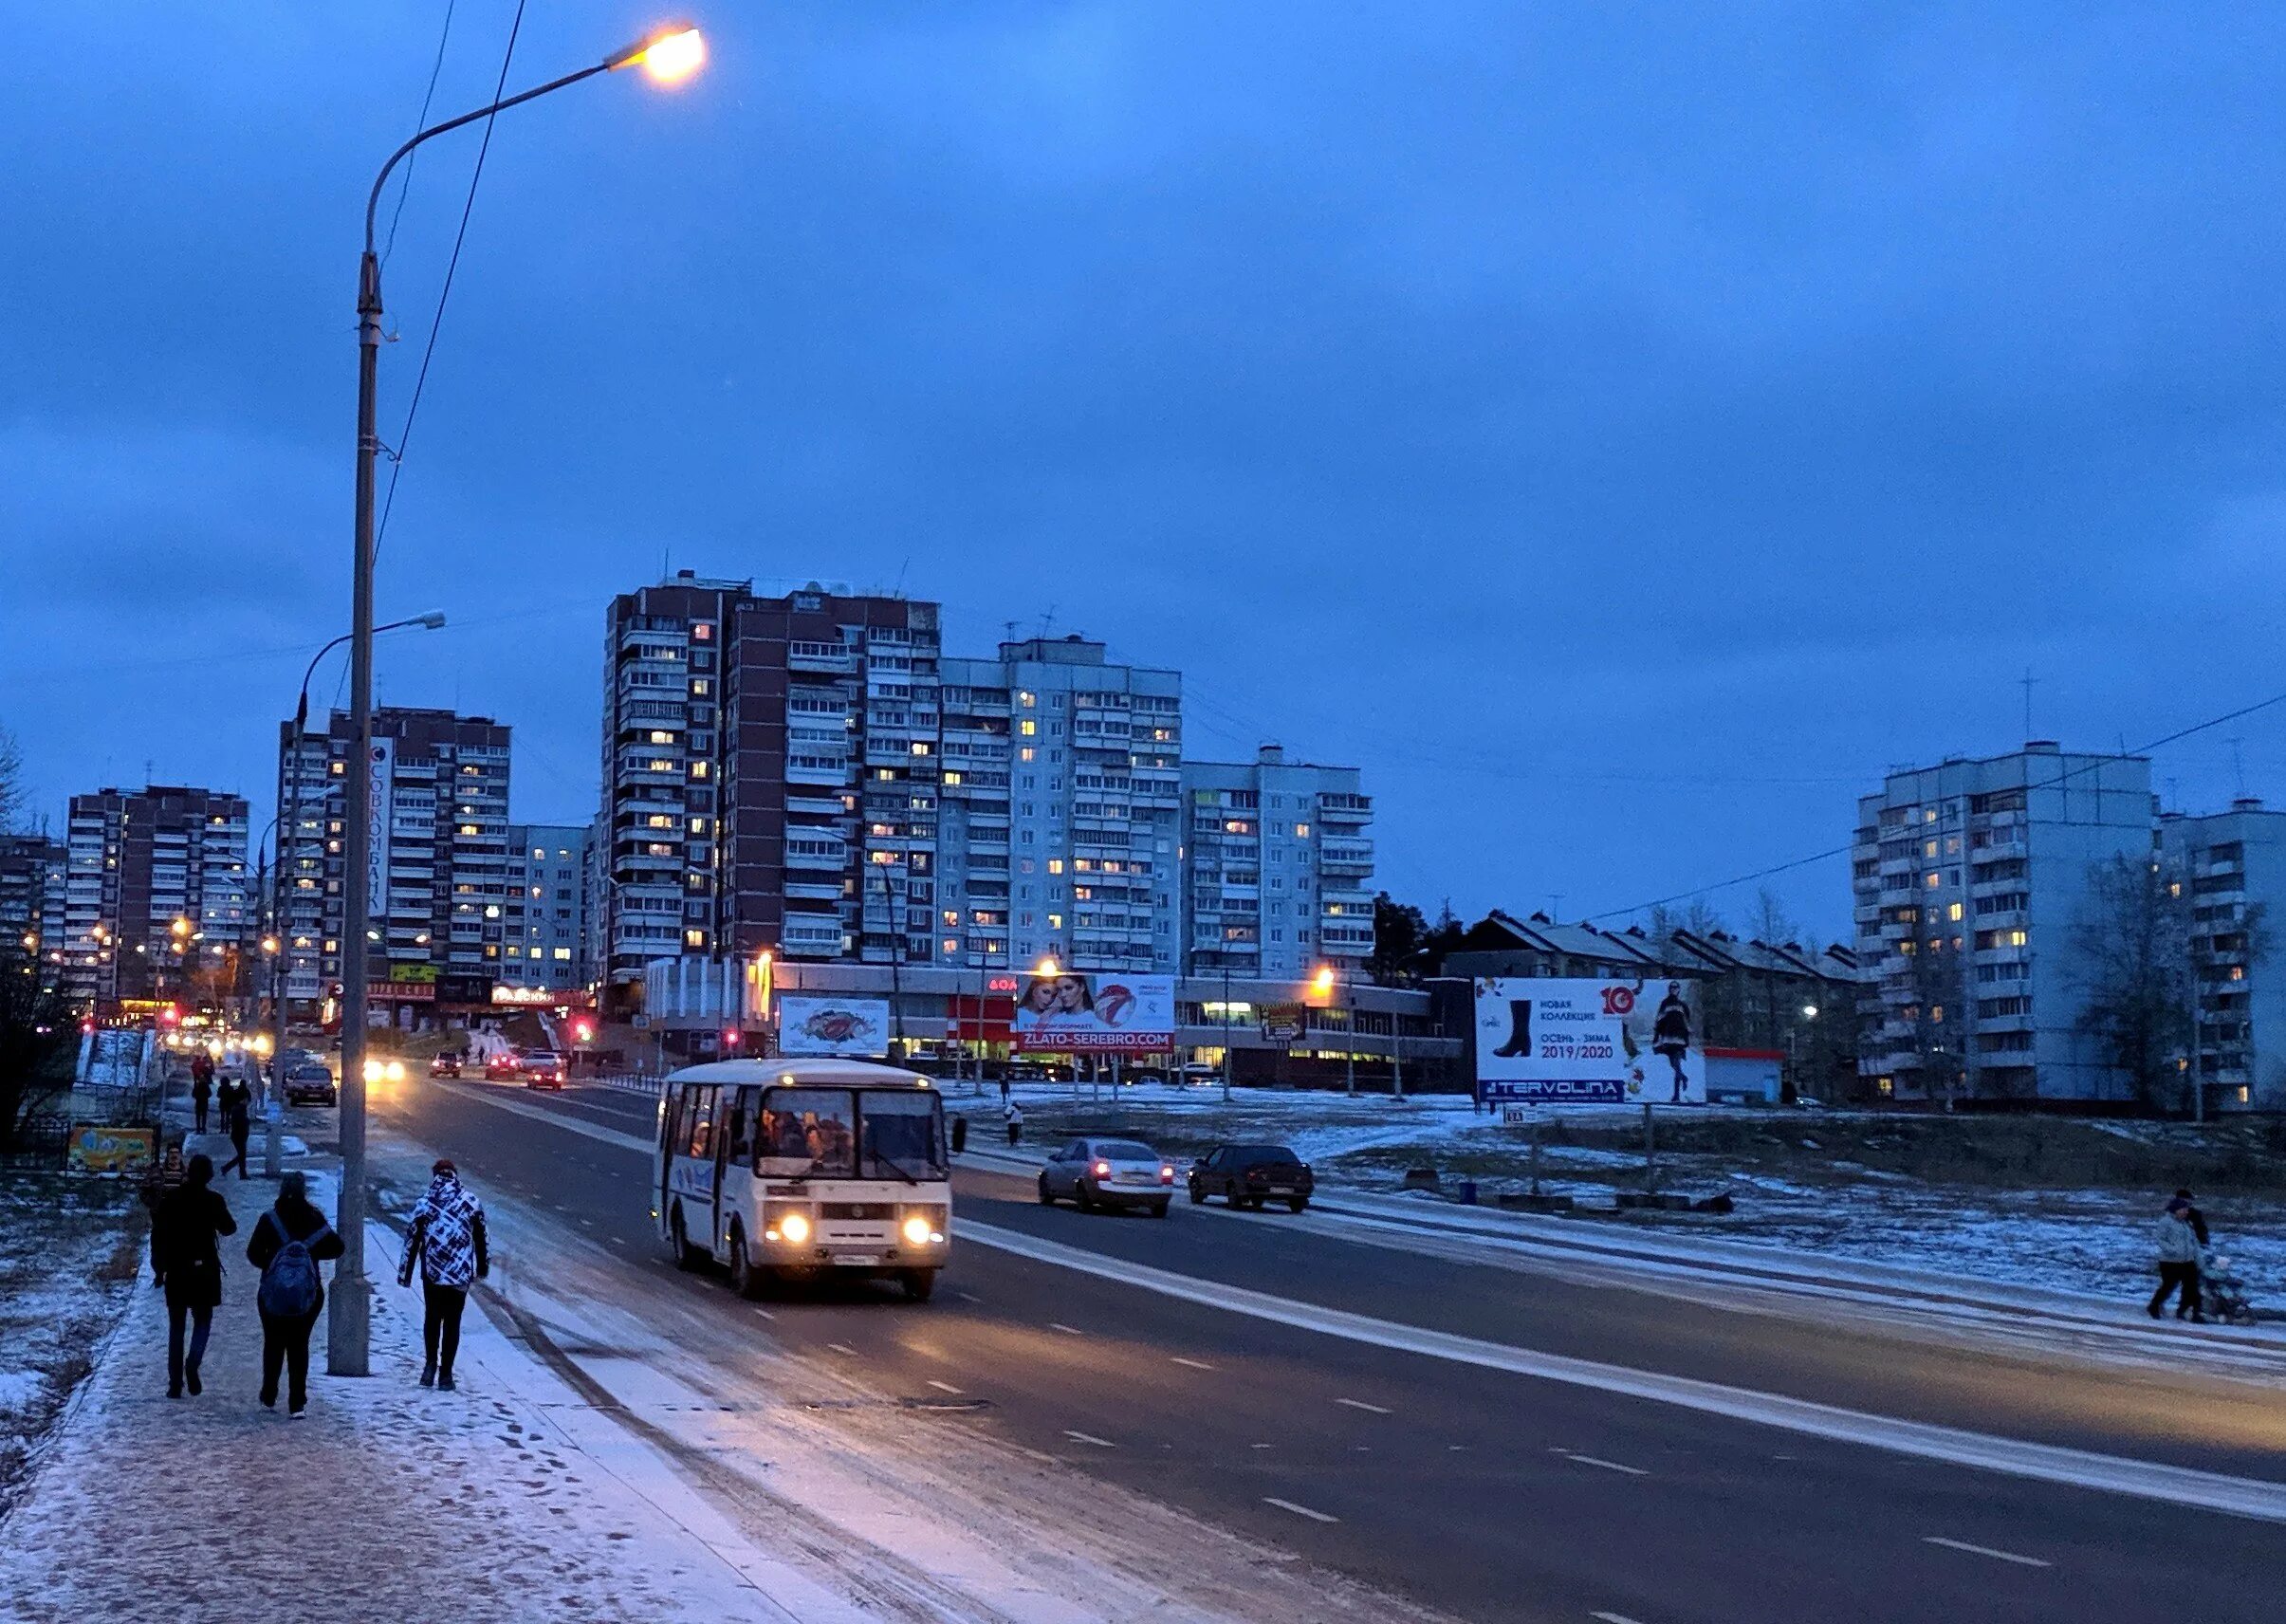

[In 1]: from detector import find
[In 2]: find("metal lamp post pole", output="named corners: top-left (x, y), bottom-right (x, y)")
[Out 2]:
top-left (1344, 971), bottom-right (1356, 1097)
top-left (331, 26), bottom-right (701, 1375)
top-left (1220, 959), bottom-right (1232, 1103)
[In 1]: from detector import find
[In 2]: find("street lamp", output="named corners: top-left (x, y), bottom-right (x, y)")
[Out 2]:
top-left (332, 24), bottom-right (704, 1377)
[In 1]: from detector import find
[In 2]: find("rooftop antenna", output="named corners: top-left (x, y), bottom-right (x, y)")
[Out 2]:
top-left (1547, 893), bottom-right (1565, 920)
top-left (1037, 605), bottom-right (1057, 639)
top-left (2232, 736), bottom-right (2247, 796)
top-left (2019, 667), bottom-right (2037, 741)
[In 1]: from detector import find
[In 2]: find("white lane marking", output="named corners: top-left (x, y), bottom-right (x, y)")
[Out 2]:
top-left (1263, 1496), bottom-right (1338, 1523)
top-left (955, 1218), bottom-right (2286, 1525)
top-left (1049, 1322), bottom-right (1084, 1337)
top-left (1335, 1397), bottom-right (1392, 1414)
top-left (1249, 1442), bottom-right (1274, 1449)
top-left (926, 1379), bottom-right (965, 1395)
top-left (1923, 1536), bottom-right (2052, 1569)
top-left (1064, 1430), bottom-right (1116, 1448)
top-left (1562, 1452), bottom-right (1649, 1477)
top-left (750, 1307), bottom-right (777, 1321)
top-left (1170, 1356), bottom-right (1216, 1371)
top-left (1591, 1613), bottom-right (1648, 1624)
top-left (433, 1080), bottom-right (653, 1153)
top-left (827, 1342), bottom-right (859, 1356)
top-left (955, 1291), bottom-right (983, 1303)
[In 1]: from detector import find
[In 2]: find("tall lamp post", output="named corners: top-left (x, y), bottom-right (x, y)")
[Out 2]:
top-left (332, 23), bottom-right (706, 1376)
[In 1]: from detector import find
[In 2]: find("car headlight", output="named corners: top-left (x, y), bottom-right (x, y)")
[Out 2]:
top-left (385, 1060), bottom-right (406, 1083)
top-left (900, 1212), bottom-right (946, 1247)
top-left (771, 1210), bottom-right (812, 1246)
top-left (361, 1059), bottom-right (382, 1084)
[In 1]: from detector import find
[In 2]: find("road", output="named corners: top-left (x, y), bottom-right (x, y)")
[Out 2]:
top-left (348, 1074), bottom-right (2286, 1624)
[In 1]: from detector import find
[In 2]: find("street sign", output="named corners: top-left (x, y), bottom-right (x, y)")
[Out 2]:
top-left (1502, 1103), bottom-right (1535, 1127)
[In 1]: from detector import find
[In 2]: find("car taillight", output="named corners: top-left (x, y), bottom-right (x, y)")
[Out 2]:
top-left (1159, 1165), bottom-right (1174, 1184)
top-left (1092, 1161), bottom-right (1111, 1178)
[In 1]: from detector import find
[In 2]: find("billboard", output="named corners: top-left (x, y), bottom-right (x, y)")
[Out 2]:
top-left (1473, 977), bottom-right (1705, 1106)
top-left (365, 738), bottom-right (394, 919)
top-left (778, 994), bottom-right (892, 1058)
top-left (1012, 972), bottom-right (1175, 1054)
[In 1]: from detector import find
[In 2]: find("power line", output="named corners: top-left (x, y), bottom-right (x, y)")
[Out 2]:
top-left (374, 0), bottom-right (528, 563)
top-left (380, 0), bottom-right (461, 266)
top-left (1584, 686), bottom-right (2286, 923)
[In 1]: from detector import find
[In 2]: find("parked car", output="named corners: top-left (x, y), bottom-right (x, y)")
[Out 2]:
top-left (429, 1053), bottom-right (463, 1079)
top-left (484, 1050), bottom-right (521, 1080)
top-left (519, 1049), bottom-right (566, 1090)
top-left (282, 1062), bottom-right (338, 1108)
top-left (1189, 1143), bottom-right (1314, 1211)
top-left (1038, 1137), bottom-right (1174, 1216)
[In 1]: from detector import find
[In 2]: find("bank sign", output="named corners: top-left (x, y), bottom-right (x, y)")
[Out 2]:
top-left (1472, 977), bottom-right (1705, 1106)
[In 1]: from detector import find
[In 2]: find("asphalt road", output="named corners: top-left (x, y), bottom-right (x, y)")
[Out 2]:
top-left (357, 1076), bottom-right (2286, 1624)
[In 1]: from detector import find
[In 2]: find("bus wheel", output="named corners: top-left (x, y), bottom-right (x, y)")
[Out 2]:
top-left (728, 1227), bottom-right (765, 1300)
top-left (902, 1269), bottom-right (937, 1302)
top-left (670, 1207), bottom-right (703, 1272)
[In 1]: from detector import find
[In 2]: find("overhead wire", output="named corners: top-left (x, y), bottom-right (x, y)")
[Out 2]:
top-left (379, 0), bottom-right (461, 266)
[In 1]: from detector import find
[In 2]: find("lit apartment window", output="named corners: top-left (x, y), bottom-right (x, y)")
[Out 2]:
top-left (1020, 720), bottom-right (1038, 736)
top-left (692, 622), bottom-right (712, 640)
top-left (1046, 859), bottom-right (1064, 875)
top-left (691, 678), bottom-right (710, 696)
top-left (648, 730), bottom-right (675, 745)
top-left (944, 937), bottom-right (960, 954)
top-left (1019, 692), bottom-right (1035, 708)
top-left (553, 948), bottom-right (572, 961)
top-left (1294, 822), bottom-right (1311, 839)
top-left (691, 762), bottom-right (710, 779)
top-left (684, 929), bottom-right (706, 948)
top-left (1923, 872), bottom-right (1940, 889)
top-left (1946, 902), bottom-right (1963, 921)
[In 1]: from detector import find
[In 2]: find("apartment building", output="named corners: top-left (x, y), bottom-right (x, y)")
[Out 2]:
top-left (2159, 798), bottom-right (2286, 1113)
top-left (1180, 744), bottom-right (1375, 981)
top-left (60, 785), bottom-right (249, 1009)
top-left (599, 573), bottom-right (943, 1012)
top-left (1852, 743), bottom-right (2153, 1103)
top-left (277, 708), bottom-right (511, 1014)
top-left (936, 636), bottom-right (1182, 974)
top-left (0, 833), bottom-right (67, 993)
top-left (501, 823), bottom-right (591, 995)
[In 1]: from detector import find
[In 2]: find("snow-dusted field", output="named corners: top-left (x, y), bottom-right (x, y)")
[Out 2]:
top-left (985, 1081), bottom-right (2286, 1306)
top-left (0, 1172), bottom-right (141, 1522)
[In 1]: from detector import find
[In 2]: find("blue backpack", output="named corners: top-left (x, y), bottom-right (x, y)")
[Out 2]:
top-left (257, 1212), bottom-right (332, 1318)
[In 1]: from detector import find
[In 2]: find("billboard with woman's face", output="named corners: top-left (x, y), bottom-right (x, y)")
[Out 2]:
top-left (1012, 972), bottom-right (1175, 1053)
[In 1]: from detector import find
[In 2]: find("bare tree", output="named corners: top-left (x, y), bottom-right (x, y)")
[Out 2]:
top-left (2070, 854), bottom-right (2193, 1112)
top-left (0, 723), bottom-right (24, 834)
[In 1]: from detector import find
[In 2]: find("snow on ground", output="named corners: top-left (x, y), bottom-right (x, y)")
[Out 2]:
top-left (990, 1081), bottom-right (2286, 1307)
top-left (0, 1172), bottom-right (141, 1524)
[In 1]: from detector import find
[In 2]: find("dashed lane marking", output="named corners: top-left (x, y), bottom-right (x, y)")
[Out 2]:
top-left (927, 1379), bottom-right (965, 1395)
top-left (1591, 1613), bottom-right (1649, 1624)
top-left (1064, 1430), bottom-right (1116, 1448)
top-left (954, 1291), bottom-right (983, 1303)
top-left (1560, 1452), bottom-right (1649, 1477)
top-left (1170, 1356), bottom-right (1216, 1371)
top-left (750, 1307), bottom-right (777, 1321)
top-left (1049, 1322), bottom-right (1084, 1337)
top-left (1335, 1397), bottom-right (1392, 1414)
top-left (1263, 1496), bottom-right (1338, 1523)
top-left (1922, 1536), bottom-right (2052, 1569)
top-left (827, 1342), bottom-right (859, 1356)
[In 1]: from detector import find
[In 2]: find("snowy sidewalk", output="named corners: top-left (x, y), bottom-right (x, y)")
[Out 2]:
top-left (0, 1192), bottom-right (825, 1622)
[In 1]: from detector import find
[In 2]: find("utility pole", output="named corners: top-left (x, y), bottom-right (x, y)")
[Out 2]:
top-left (1344, 970), bottom-right (1356, 1097)
top-left (1220, 958), bottom-right (1233, 1102)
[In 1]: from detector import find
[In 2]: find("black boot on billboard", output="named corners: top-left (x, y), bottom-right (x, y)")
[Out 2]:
top-left (1492, 1000), bottom-right (1531, 1058)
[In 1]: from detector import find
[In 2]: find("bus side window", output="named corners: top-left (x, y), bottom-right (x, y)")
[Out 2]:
top-left (727, 1087), bottom-right (755, 1164)
top-left (687, 1087), bottom-right (716, 1159)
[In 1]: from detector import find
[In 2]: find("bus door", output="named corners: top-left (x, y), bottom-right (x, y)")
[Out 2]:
top-left (713, 1086), bottom-right (758, 1250)
top-left (672, 1084), bottom-right (721, 1254)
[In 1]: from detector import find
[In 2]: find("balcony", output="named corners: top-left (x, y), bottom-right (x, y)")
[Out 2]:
top-left (789, 641), bottom-right (857, 674)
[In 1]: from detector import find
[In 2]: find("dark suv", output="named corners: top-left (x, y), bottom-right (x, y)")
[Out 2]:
top-left (1189, 1143), bottom-right (1314, 1211)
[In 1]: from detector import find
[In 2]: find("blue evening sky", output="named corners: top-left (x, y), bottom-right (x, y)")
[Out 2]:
top-left (7, 3), bottom-right (2285, 940)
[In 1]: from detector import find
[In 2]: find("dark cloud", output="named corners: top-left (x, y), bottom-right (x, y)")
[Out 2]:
top-left (8, 2), bottom-right (2286, 933)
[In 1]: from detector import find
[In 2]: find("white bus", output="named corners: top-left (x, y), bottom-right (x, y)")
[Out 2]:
top-left (653, 1059), bottom-right (952, 1301)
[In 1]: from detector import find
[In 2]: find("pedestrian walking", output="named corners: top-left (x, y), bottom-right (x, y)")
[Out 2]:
top-left (139, 1142), bottom-right (188, 1211)
top-left (150, 1153), bottom-right (235, 1397)
top-left (2173, 1187), bottom-right (2211, 1247)
top-left (998, 1077), bottom-right (1011, 1106)
top-left (2149, 1196), bottom-right (2206, 1323)
top-left (247, 1172), bottom-right (342, 1416)
top-left (191, 1063), bottom-right (212, 1135)
top-left (396, 1158), bottom-right (488, 1391)
top-left (1004, 1100), bottom-right (1023, 1147)
top-left (216, 1079), bottom-right (251, 1180)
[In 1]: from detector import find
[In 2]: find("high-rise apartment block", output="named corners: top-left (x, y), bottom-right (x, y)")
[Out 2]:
top-left (502, 823), bottom-right (591, 995)
top-left (0, 833), bottom-right (67, 993)
top-left (2158, 798), bottom-right (2286, 1113)
top-left (1181, 745), bottom-right (1375, 981)
top-left (60, 785), bottom-right (249, 1009)
top-left (937, 637), bottom-right (1182, 973)
top-left (1852, 744), bottom-right (2153, 1102)
top-left (599, 573), bottom-right (941, 1012)
top-left (277, 708), bottom-right (511, 1012)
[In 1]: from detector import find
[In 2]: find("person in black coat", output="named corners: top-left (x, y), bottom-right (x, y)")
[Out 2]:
top-left (191, 1066), bottom-right (212, 1134)
top-left (149, 1154), bottom-right (236, 1397)
top-left (246, 1172), bottom-right (343, 1416)
top-left (215, 1080), bottom-right (252, 1180)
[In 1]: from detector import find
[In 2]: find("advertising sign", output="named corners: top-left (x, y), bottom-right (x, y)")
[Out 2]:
top-left (1012, 972), bottom-right (1175, 1054)
top-left (365, 738), bottom-right (394, 919)
top-left (1259, 1002), bottom-right (1307, 1043)
top-left (68, 1124), bottom-right (156, 1175)
top-left (778, 994), bottom-right (892, 1058)
top-left (1473, 977), bottom-right (1705, 1106)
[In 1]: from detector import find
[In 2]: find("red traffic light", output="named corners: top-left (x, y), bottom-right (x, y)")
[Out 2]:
top-left (80, 1018), bottom-right (97, 1035)
top-left (572, 1018), bottom-right (596, 1043)
top-left (157, 1005), bottom-right (180, 1025)
top-left (723, 1028), bottom-right (742, 1049)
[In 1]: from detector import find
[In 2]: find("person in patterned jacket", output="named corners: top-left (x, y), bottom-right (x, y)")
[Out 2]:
top-left (397, 1159), bottom-right (489, 1390)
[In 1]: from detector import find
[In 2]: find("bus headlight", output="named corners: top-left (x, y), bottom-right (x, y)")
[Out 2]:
top-left (900, 1210), bottom-right (947, 1247)
top-left (773, 1210), bottom-right (812, 1246)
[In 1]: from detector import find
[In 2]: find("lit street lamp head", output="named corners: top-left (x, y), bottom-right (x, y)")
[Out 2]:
top-left (611, 24), bottom-right (706, 84)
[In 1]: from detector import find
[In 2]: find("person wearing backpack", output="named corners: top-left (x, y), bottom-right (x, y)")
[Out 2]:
top-left (246, 1172), bottom-right (343, 1415)
top-left (396, 1159), bottom-right (489, 1391)
top-left (150, 1153), bottom-right (235, 1398)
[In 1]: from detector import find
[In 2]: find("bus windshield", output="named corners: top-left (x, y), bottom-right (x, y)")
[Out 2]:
top-left (859, 1089), bottom-right (948, 1182)
top-left (756, 1088), bottom-right (857, 1178)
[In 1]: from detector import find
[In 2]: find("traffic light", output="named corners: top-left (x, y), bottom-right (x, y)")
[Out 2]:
top-left (572, 1017), bottom-right (596, 1044)
top-left (723, 1028), bottom-right (742, 1050)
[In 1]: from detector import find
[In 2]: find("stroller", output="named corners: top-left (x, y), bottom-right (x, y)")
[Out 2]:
top-left (2202, 1253), bottom-right (2260, 1326)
